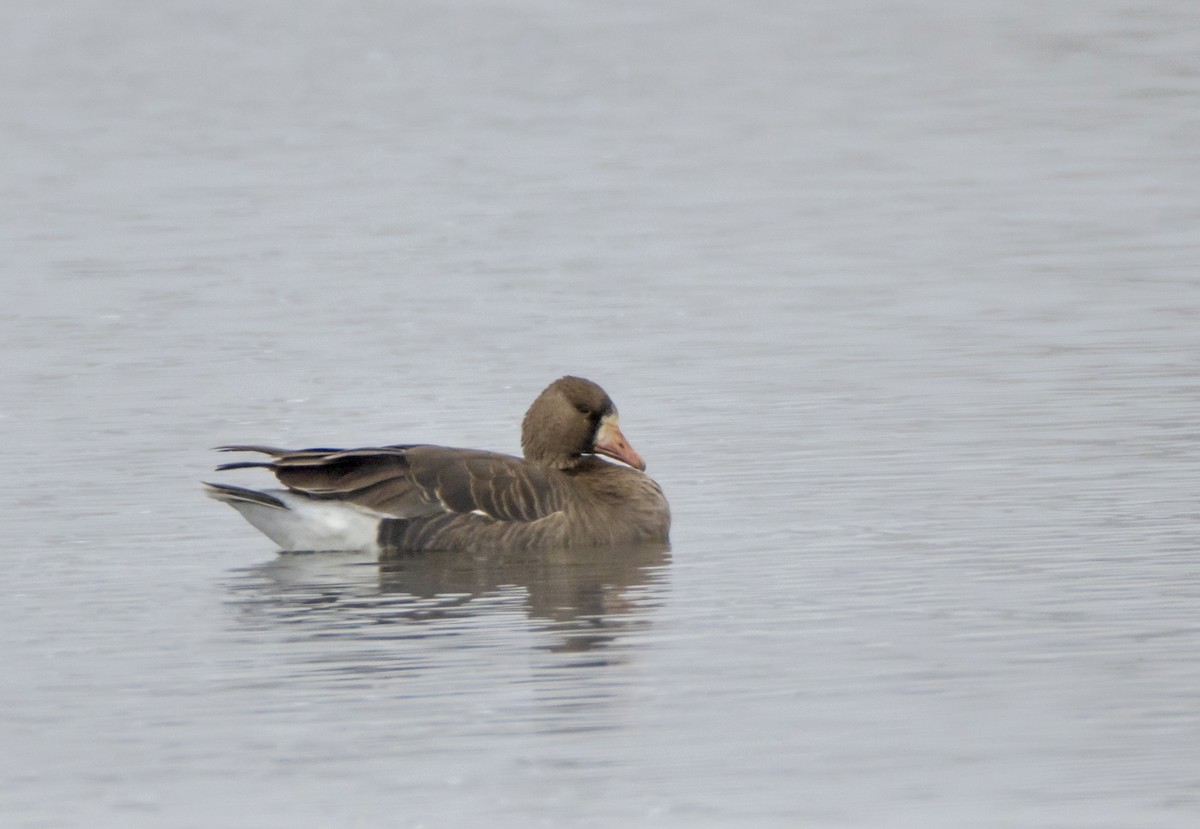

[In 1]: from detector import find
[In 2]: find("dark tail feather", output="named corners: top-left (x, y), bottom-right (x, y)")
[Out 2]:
top-left (214, 445), bottom-right (289, 456)
top-left (214, 445), bottom-right (291, 472)
top-left (203, 482), bottom-right (287, 509)
top-left (215, 461), bottom-right (276, 472)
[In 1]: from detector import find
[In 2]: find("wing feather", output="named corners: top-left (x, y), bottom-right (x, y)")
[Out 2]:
top-left (214, 445), bottom-right (564, 523)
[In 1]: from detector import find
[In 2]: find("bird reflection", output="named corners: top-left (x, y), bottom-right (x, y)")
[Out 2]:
top-left (228, 544), bottom-right (670, 656)
top-left (379, 544), bottom-right (670, 653)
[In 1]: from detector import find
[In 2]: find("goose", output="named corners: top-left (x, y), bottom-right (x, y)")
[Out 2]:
top-left (205, 376), bottom-right (670, 554)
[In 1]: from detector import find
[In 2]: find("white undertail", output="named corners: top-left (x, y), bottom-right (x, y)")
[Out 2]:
top-left (205, 484), bottom-right (383, 553)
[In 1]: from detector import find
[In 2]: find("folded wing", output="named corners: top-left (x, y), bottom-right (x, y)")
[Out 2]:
top-left (215, 445), bottom-right (566, 522)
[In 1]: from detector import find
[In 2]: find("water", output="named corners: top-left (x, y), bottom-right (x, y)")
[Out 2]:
top-left (2, 0), bottom-right (1199, 826)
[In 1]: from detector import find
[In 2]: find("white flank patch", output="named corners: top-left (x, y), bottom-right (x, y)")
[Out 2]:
top-left (223, 489), bottom-right (383, 553)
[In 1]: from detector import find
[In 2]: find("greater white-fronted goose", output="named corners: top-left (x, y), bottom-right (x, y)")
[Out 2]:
top-left (205, 376), bottom-right (671, 554)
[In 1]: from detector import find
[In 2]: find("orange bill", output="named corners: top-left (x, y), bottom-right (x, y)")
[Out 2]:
top-left (594, 414), bottom-right (646, 471)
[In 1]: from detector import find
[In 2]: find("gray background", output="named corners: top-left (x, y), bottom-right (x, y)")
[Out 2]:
top-left (3, 1), bottom-right (1198, 826)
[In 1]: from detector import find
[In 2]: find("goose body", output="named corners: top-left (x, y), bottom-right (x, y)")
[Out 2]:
top-left (205, 376), bottom-right (670, 554)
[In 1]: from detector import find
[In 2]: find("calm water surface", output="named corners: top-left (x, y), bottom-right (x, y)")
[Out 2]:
top-left (2, 1), bottom-right (1198, 826)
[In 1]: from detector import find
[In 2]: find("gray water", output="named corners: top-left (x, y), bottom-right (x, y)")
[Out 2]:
top-left (3, 1), bottom-right (1199, 826)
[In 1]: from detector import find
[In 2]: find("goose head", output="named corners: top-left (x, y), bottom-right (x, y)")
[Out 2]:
top-left (521, 376), bottom-right (646, 471)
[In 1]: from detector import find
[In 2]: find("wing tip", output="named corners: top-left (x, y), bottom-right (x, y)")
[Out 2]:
top-left (203, 482), bottom-right (288, 509)
top-left (214, 444), bottom-right (286, 455)
top-left (214, 461), bottom-right (274, 472)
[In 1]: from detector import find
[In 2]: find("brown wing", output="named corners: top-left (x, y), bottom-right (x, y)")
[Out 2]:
top-left (215, 444), bottom-right (566, 522)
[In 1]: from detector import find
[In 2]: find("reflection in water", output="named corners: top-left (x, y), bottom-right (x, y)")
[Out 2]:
top-left (223, 546), bottom-right (671, 739)
top-left (225, 545), bottom-right (671, 667)
top-left (379, 544), bottom-right (671, 653)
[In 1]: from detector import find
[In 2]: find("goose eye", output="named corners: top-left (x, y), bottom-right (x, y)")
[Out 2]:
top-left (576, 404), bottom-right (591, 415)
